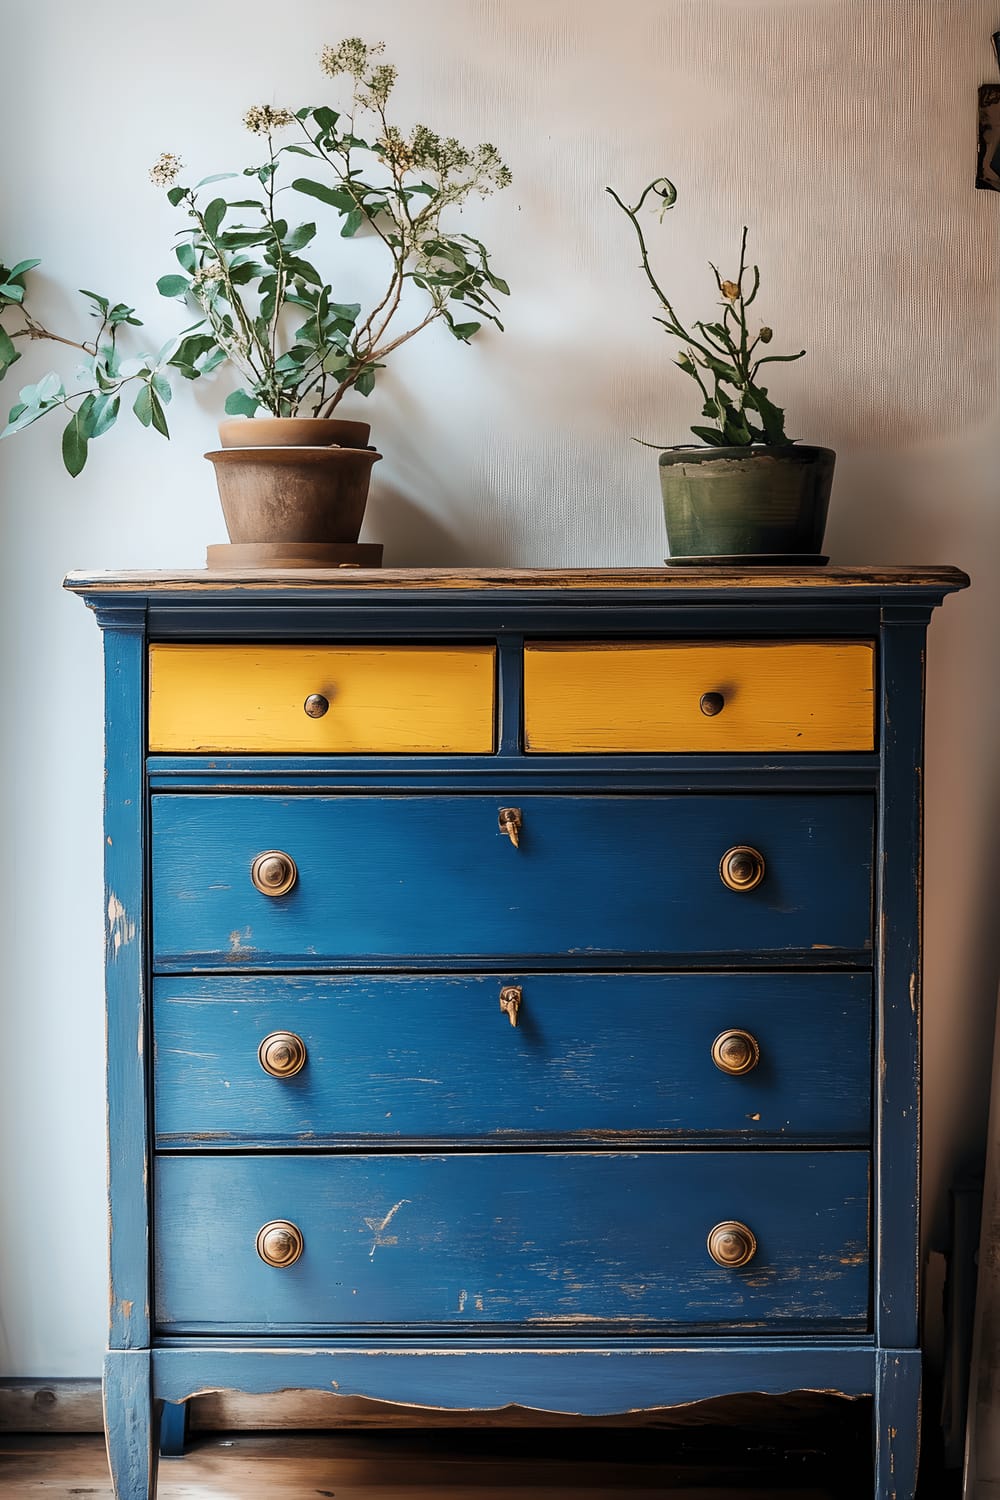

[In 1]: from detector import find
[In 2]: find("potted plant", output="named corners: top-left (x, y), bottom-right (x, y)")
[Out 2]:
top-left (152, 37), bottom-right (511, 559)
top-left (1, 38), bottom-right (511, 565)
top-left (607, 177), bottom-right (833, 563)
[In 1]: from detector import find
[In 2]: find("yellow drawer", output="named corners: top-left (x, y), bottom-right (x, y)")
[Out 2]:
top-left (148, 644), bottom-right (496, 753)
top-left (523, 641), bottom-right (875, 753)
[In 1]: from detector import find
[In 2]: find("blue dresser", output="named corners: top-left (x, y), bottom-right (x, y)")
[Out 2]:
top-left (65, 565), bottom-right (968, 1498)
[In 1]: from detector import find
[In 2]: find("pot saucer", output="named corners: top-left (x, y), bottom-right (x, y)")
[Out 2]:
top-left (664, 553), bottom-right (829, 567)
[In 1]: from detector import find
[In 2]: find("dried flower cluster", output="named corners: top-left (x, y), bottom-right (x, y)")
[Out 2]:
top-left (242, 104), bottom-right (296, 136)
top-left (149, 152), bottom-right (183, 187)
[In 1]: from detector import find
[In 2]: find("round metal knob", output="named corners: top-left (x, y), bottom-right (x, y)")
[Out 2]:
top-left (699, 691), bottom-right (726, 717)
top-left (250, 850), bottom-right (297, 897)
top-left (711, 1029), bottom-right (760, 1076)
top-left (256, 1220), bottom-right (304, 1267)
top-left (707, 1221), bottom-right (757, 1268)
top-left (258, 1031), bottom-right (307, 1079)
top-left (719, 845), bottom-right (765, 892)
top-left (304, 694), bottom-right (329, 719)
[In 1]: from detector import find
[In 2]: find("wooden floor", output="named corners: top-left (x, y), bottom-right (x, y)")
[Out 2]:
top-left (0, 1419), bottom-right (960, 1498)
top-left (0, 1427), bottom-right (868, 1499)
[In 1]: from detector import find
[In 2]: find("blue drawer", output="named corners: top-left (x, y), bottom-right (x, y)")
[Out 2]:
top-left (153, 972), bottom-right (872, 1146)
top-left (154, 1151), bottom-right (870, 1333)
top-left (150, 794), bottom-right (874, 968)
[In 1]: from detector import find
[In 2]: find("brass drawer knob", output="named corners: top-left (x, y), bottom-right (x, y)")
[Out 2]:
top-left (719, 845), bottom-right (765, 892)
top-left (711, 1029), bottom-right (760, 1076)
top-left (699, 691), bottom-right (726, 717)
top-left (256, 1220), bottom-right (304, 1268)
top-left (499, 807), bottom-right (522, 848)
top-left (499, 985), bottom-right (523, 1026)
top-left (258, 1031), bottom-right (307, 1078)
top-left (251, 850), bottom-right (298, 897)
top-left (707, 1221), bottom-right (757, 1269)
top-left (304, 693), bottom-right (330, 719)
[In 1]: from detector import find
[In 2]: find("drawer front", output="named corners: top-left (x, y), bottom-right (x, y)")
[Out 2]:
top-left (148, 643), bottom-right (496, 753)
top-left (151, 793), bottom-right (873, 968)
top-left (523, 640), bottom-right (875, 752)
top-left (154, 1151), bottom-right (869, 1333)
top-left (153, 972), bottom-right (872, 1146)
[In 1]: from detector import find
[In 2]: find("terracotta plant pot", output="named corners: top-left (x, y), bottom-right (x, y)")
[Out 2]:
top-left (658, 445), bottom-right (835, 562)
top-left (217, 416), bottom-right (372, 450)
top-left (205, 446), bottom-right (382, 545)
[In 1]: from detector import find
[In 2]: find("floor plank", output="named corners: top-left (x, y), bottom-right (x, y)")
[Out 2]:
top-left (0, 1429), bottom-right (858, 1498)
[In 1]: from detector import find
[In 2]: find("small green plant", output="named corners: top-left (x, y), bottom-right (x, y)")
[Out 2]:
top-left (156, 37), bottom-right (512, 419)
top-left (606, 177), bottom-right (804, 447)
top-left (0, 261), bottom-right (173, 475)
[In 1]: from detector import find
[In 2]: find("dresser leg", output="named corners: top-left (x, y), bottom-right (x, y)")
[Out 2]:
top-left (873, 1350), bottom-right (921, 1499)
top-left (158, 1400), bottom-right (189, 1457)
top-left (104, 1351), bottom-right (161, 1500)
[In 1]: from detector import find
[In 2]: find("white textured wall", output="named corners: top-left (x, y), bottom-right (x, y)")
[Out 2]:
top-left (0, 0), bottom-right (996, 1377)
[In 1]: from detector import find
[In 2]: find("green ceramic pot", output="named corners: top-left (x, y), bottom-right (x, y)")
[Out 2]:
top-left (658, 445), bottom-right (835, 560)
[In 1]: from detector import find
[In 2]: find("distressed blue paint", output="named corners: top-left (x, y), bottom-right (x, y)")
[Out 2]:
top-left (146, 751), bottom-right (881, 790)
top-left (153, 971), bottom-right (872, 1146)
top-left (875, 1350), bottom-right (922, 1500)
top-left (103, 623), bottom-right (151, 1351)
top-left (154, 1151), bottom-right (870, 1333)
top-left (874, 618), bottom-right (927, 1352)
top-left (150, 792), bottom-right (874, 969)
top-left (65, 567), bottom-right (967, 1499)
top-left (157, 1400), bottom-right (187, 1457)
top-left (149, 1341), bottom-right (882, 1411)
top-left (104, 1351), bottom-right (160, 1499)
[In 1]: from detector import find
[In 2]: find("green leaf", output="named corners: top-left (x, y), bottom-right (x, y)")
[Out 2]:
top-left (689, 425), bottom-right (731, 446)
top-left (283, 222), bottom-right (317, 253)
top-left (224, 388), bottom-right (260, 417)
top-left (109, 302), bottom-right (141, 327)
top-left (0, 325), bottom-right (20, 376)
top-left (157, 274), bottom-right (189, 299)
top-left (448, 320), bottom-right (481, 342)
top-left (148, 387), bottom-right (170, 438)
top-left (310, 106), bottom-right (340, 134)
top-left (167, 186), bottom-right (186, 206)
top-left (87, 392), bottom-right (120, 439)
top-left (354, 368), bottom-right (376, 397)
top-left (175, 243), bottom-right (197, 273)
top-left (219, 230), bottom-right (269, 250)
top-left (0, 282), bottom-right (25, 304)
top-left (151, 372), bottom-right (172, 405)
top-left (340, 209), bottom-right (364, 238)
top-left (744, 385), bottom-right (787, 443)
top-left (281, 145), bottom-right (318, 157)
top-left (9, 259), bottom-right (41, 280)
top-left (132, 383), bottom-right (154, 427)
top-left (204, 198), bottom-right (227, 237)
top-left (196, 172), bottom-right (239, 188)
top-left (291, 178), bottom-right (357, 212)
top-left (62, 400), bottom-right (92, 476)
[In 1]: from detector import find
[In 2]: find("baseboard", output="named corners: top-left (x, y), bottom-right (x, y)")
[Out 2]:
top-left (0, 1379), bottom-right (660, 1432)
top-left (0, 1379), bottom-right (102, 1432)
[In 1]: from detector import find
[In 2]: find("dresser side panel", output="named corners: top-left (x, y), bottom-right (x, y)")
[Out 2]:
top-left (103, 622), bottom-right (152, 1350)
top-left (875, 612), bottom-right (928, 1350)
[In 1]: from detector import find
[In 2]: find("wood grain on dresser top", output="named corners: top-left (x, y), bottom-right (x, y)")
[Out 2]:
top-left (64, 564), bottom-right (969, 593)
